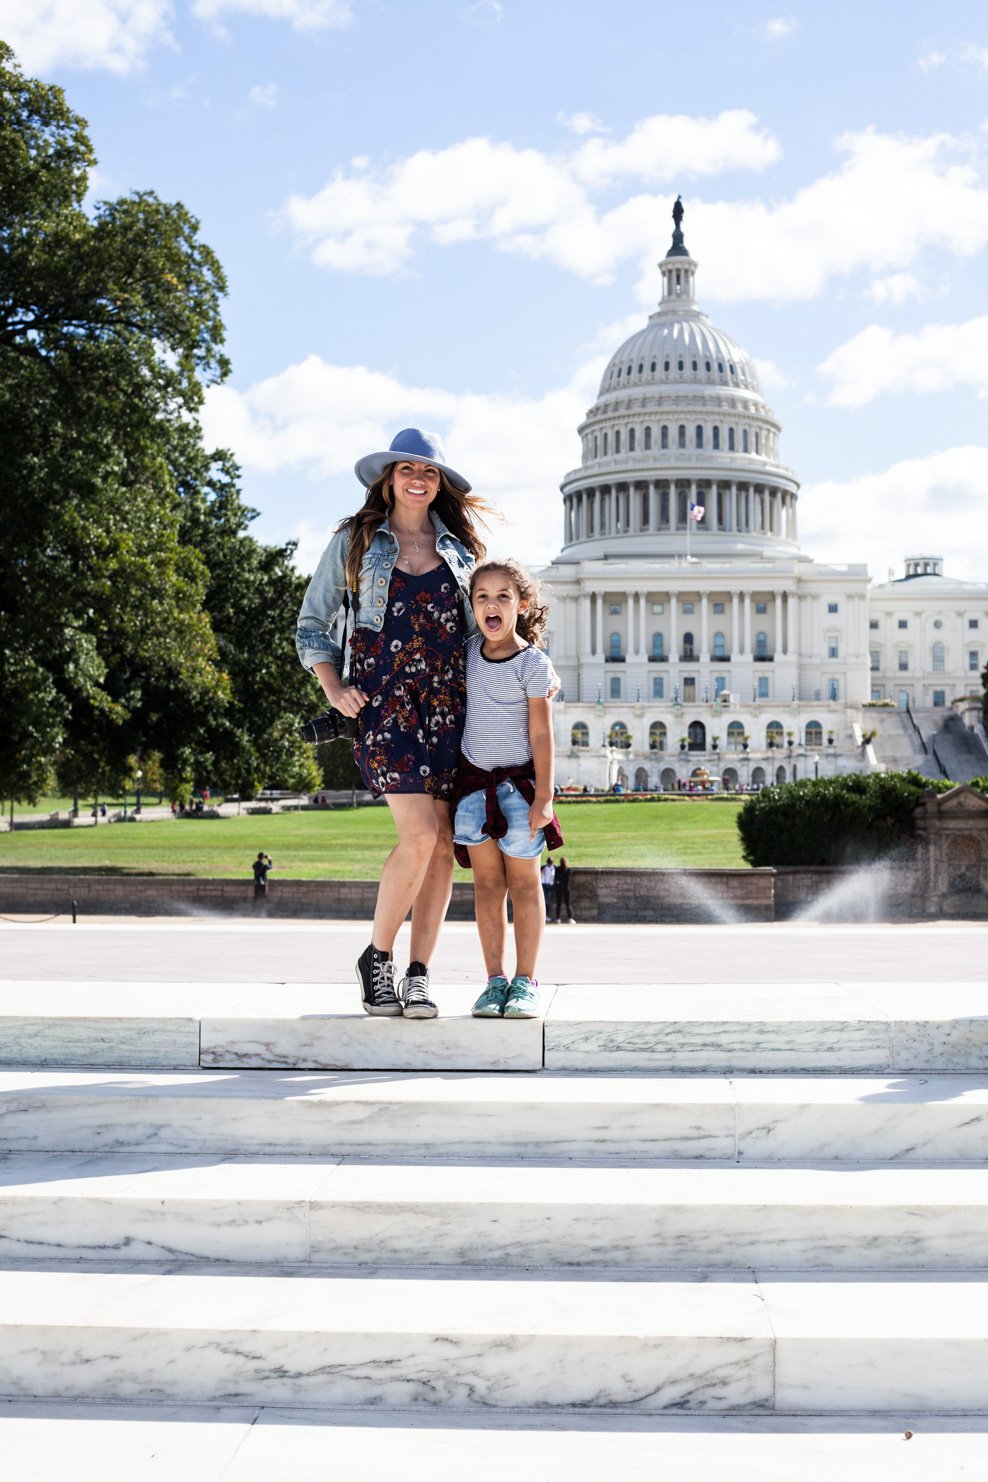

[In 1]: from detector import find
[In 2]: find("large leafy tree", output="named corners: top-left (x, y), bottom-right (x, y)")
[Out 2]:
top-left (0, 45), bottom-right (314, 805)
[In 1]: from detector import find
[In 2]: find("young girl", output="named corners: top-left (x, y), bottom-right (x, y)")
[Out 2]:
top-left (451, 559), bottom-right (562, 1019)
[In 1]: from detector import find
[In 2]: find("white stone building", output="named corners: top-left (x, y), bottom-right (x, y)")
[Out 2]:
top-left (540, 203), bottom-right (988, 791)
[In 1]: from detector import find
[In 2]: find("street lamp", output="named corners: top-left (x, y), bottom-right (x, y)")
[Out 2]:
top-left (811, 753), bottom-right (820, 780)
top-left (135, 769), bottom-right (143, 815)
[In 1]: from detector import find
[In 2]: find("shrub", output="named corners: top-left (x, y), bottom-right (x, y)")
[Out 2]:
top-left (736, 771), bottom-right (955, 867)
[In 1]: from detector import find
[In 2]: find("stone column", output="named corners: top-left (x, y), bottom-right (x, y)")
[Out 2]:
top-left (669, 592), bottom-right (678, 662)
top-left (639, 588), bottom-right (647, 656)
top-left (700, 593), bottom-right (709, 661)
top-left (774, 590), bottom-right (783, 655)
top-left (731, 591), bottom-right (740, 658)
top-left (786, 586), bottom-right (797, 654)
top-left (582, 588), bottom-right (592, 656)
top-left (742, 592), bottom-right (752, 656)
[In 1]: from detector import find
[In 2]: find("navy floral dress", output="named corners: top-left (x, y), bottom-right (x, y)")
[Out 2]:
top-left (349, 563), bottom-right (467, 799)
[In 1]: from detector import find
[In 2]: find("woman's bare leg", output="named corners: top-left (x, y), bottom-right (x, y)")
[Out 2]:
top-left (407, 799), bottom-right (456, 966)
top-left (371, 794), bottom-right (441, 954)
top-left (468, 839), bottom-right (509, 978)
top-left (504, 854), bottom-right (544, 979)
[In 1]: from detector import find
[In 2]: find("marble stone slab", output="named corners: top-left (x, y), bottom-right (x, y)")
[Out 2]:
top-left (6, 1404), bottom-right (988, 1482)
top-left (843, 983), bottom-right (988, 1073)
top-left (765, 1276), bottom-right (988, 1412)
top-left (544, 984), bottom-right (891, 1072)
top-left (200, 986), bottom-right (547, 1071)
top-left (0, 1068), bottom-right (736, 1160)
top-left (0, 1267), bottom-right (773, 1411)
top-left (734, 1075), bottom-right (988, 1163)
top-left (0, 1016), bottom-right (198, 1070)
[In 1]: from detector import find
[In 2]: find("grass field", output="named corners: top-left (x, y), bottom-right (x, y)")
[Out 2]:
top-left (0, 799), bottom-right (748, 878)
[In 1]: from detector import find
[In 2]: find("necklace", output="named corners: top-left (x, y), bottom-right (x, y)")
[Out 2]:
top-left (391, 524), bottom-right (429, 554)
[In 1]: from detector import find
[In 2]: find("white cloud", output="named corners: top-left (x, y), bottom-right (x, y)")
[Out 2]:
top-left (559, 110), bottom-right (608, 137)
top-left (961, 42), bottom-right (988, 71)
top-left (282, 119), bottom-right (988, 308)
top-left (0, 0), bottom-right (173, 74)
top-left (819, 314), bottom-right (988, 407)
top-left (191, 0), bottom-right (352, 32)
top-left (463, 0), bottom-right (504, 24)
top-left (751, 356), bottom-right (792, 392)
top-left (202, 351), bottom-right (605, 571)
top-left (800, 447), bottom-right (988, 583)
top-left (282, 111), bottom-right (780, 278)
top-left (765, 16), bottom-right (796, 39)
top-left (865, 272), bottom-right (923, 306)
top-left (247, 81), bottom-right (279, 108)
top-left (918, 49), bottom-right (946, 72)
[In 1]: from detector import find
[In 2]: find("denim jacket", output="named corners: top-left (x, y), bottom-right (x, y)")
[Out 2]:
top-left (296, 511), bottom-right (478, 676)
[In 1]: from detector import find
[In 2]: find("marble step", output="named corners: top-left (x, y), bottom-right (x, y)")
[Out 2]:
top-left (544, 982), bottom-right (988, 1073)
top-left (2, 1155), bottom-right (988, 1269)
top-left (2, 980), bottom-right (987, 1074)
top-left (0, 1267), bottom-right (987, 1412)
top-left (2, 1068), bottom-right (986, 1163)
top-left (3, 1401), bottom-right (988, 1482)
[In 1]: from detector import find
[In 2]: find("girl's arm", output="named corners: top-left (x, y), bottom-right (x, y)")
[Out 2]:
top-left (527, 695), bottom-right (555, 838)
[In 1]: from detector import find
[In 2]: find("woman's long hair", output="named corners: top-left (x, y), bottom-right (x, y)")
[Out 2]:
top-left (338, 465), bottom-right (494, 592)
top-left (469, 558), bottom-right (550, 647)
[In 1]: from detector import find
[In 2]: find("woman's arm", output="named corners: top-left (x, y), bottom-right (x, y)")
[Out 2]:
top-left (527, 695), bottom-right (555, 838)
top-left (296, 526), bottom-right (369, 714)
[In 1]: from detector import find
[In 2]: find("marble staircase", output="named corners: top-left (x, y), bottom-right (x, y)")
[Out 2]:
top-left (1, 978), bottom-right (987, 1477)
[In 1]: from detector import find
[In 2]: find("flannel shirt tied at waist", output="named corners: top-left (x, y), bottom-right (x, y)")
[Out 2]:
top-left (451, 757), bottom-right (563, 869)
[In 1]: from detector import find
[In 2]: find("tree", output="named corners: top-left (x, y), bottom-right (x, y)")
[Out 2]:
top-left (0, 44), bottom-right (229, 803)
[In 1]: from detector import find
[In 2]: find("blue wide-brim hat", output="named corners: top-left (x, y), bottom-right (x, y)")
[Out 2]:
top-left (354, 428), bottom-right (471, 493)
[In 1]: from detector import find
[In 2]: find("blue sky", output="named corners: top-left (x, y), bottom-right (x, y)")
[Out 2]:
top-left (4, 0), bottom-right (988, 583)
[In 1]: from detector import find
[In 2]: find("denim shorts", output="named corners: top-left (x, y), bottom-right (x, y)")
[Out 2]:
top-left (453, 781), bottom-right (546, 859)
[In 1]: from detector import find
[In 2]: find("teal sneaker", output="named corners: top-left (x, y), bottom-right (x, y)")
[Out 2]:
top-left (503, 976), bottom-right (542, 1019)
top-left (471, 976), bottom-right (510, 1017)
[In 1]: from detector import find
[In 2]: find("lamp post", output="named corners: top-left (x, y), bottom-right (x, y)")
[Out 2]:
top-left (811, 753), bottom-right (820, 780)
top-left (135, 769), bottom-right (143, 816)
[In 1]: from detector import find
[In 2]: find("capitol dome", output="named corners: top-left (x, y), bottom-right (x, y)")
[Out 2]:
top-left (556, 198), bottom-right (799, 562)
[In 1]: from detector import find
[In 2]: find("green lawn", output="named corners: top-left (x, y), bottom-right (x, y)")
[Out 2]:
top-left (0, 799), bottom-right (748, 878)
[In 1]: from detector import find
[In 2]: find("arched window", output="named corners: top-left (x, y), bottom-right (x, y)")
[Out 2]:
top-left (695, 425), bottom-right (704, 449)
top-left (593, 434), bottom-right (598, 458)
top-left (755, 631), bottom-right (768, 658)
top-left (628, 427), bottom-right (636, 452)
top-left (614, 429), bottom-right (621, 455)
top-left (681, 630), bottom-right (695, 658)
top-left (728, 428), bottom-right (735, 451)
top-left (712, 631), bottom-right (726, 658)
top-left (651, 631), bottom-right (664, 657)
top-left (644, 426), bottom-right (652, 450)
top-left (677, 358), bottom-right (684, 372)
top-left (754, 430), bottom-right (761, 454)
top-left (637, 363), bottom-right (643, 375)
top-left (609, 721), bottom-right (631, 750)
top-left (727, 721), bottom-right (745, 751)
top-left (609, 632), bottom-right (622, 659)
top-left (932, 641), bottom-right (945, 672)
top-left (571, 722), bottom-right (589, 750)
top-left (649, 721), bottom-right (667, 752)
top-left (712, 426), bottom-right (720, 450)
top-left (766, 720), bottom-right (784, 748)
top-left (660, 425), bottom-right (669, 450)
top-left (677, 425), bottom-right (686, 449)
top-left (804, 721), bottom-right (823, 748)
top-left (687, 721), bottom-right (706, 751)
top-left (742, 429), bottom-right (749, 453)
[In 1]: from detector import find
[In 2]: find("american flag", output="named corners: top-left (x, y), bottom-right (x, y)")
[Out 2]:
top-left (689, 503), bottom-right (705, 522)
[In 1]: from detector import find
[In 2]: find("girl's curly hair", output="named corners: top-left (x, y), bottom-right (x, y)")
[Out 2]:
top-left (469, 558), bottom-right (550, 647)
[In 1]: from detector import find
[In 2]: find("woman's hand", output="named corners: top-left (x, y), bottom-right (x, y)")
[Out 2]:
top-left (529, 795), bottom-right (554, 839)
top-left (313, 661), bottom-right (368, 717)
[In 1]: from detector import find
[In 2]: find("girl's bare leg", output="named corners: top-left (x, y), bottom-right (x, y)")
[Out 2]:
top-left (468, 839), bottom-right (509, 978)
top-left (504, 855), bottom-right (544, 979)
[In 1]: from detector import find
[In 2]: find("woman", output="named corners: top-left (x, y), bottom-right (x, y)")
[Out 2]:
top-left (296, 428), bottom-right (493, 1019)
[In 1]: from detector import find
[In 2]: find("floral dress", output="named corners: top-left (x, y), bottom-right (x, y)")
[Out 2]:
top-left (349, 563), bottom-right (467, 799)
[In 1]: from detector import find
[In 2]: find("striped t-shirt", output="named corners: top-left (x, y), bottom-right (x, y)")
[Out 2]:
top-left (461, 633), bottom-right (554, 770)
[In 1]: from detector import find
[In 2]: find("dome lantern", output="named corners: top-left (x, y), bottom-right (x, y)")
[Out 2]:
top-left (659, 194), bottom-right (697, 307)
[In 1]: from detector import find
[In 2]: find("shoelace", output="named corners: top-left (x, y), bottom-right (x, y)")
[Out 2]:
top-left (372, 958), bottom-right (398, 1004)
top-left (403, 973), bottom-right (432, 1006)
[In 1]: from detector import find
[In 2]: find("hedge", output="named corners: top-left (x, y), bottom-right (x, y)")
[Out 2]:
top-left (736, 771), bottom-right (988, 867)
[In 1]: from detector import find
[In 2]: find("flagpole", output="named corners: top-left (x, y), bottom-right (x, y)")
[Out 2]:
top-left (686, 501), bottom-right (691, 563)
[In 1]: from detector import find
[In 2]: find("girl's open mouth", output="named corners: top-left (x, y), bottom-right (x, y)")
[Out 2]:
top-left (484, 614), bottom-right (503, 632)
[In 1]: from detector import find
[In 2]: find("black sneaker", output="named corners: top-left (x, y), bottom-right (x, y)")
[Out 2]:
top-left (399, 960), bottom-right (438, 1019)
top-left (356, 944), bottom-right (402, 1016)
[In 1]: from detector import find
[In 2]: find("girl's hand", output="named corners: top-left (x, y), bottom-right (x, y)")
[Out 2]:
top-left (529, 796), bottom-right (554, 839)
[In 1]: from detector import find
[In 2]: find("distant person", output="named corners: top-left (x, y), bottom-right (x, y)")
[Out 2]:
top-left (540, 856), bottom-right (556, 923)
top-left (252, 852), bottom-right (273, 900)
top-left (552, 856), bottom-right (575, 924)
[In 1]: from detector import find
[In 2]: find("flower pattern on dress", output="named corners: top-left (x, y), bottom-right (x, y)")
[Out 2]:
top-left (350, 564), bottom-right (466, 798)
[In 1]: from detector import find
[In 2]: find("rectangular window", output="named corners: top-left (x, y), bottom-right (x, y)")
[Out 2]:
top-left (757, 676), bottom-right (769, 698)
top-left (609, 604), bottom-right (622, 614)
top-left (827, 603), bottom-right (839, 613)
top-left (869, 619), bottom-right (879, 630)
top-left (713, 602), bottom-right (725, 614)
top-left (933, 690), bottom-right (946, 708)
top-left (652, 677), bottom-right (664, 699)
top-left (829, 679), bottom-right (840, 701)
top-left (871, 687), bottom-right (883, 701)
top-left (898, 619), bottom-right (908, 630)
top-left (970, 651), bottom-right (980, 671)
top-left (651, 603), bottom-right (664, 614)
top-left (898, 651), bottom-right (909, 671)
top-left (870, 650), bottom-right (880, 671)
top-left (682, 602), bottom-right (694, 614)
top-left (609, 677), bottom-right (621, 699)
top-left (755, 602), bottom-right (767, 614)
top-left (714, 676), bottom-right (726, 697)
top-left (827, 638), bottom-right (839, 659)
top-left (969, 619), bottom-right (979, 629)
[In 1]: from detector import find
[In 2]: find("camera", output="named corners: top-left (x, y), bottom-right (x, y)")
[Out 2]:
top-left (298, 709), bottom-right (358, 746)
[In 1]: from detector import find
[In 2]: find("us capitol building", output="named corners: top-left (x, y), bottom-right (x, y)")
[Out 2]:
top-left (540, 199), bottom-right (988, 791)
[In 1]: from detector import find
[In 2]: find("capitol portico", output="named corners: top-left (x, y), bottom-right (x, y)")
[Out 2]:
top-left (541, 200), bottom-right (988, 791)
